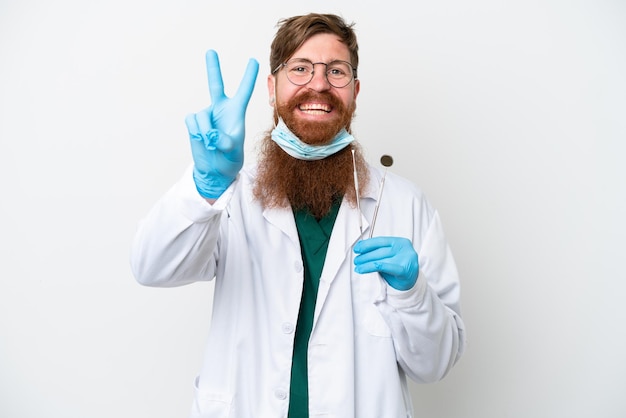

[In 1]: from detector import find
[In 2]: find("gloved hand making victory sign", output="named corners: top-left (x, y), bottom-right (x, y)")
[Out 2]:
top-left (353, 237), bottom-right (420, 291)
top-left (185, 50), bottom-right (259, 199)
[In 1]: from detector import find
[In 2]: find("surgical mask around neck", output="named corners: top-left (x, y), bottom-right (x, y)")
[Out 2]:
top-left (270, 118), bottom-right (355, 160)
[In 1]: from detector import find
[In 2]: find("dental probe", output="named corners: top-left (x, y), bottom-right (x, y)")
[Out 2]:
top-left (368, 154), bottom-right (394, 239)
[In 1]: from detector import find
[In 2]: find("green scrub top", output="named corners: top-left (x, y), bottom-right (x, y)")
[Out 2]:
top-left (288, 200), bottom-right (341, 418)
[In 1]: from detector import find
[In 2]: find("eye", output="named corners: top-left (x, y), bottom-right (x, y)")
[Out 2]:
top-left (328, 67), bottom-right (345, 76)
top-left (292, 65), bottom-right (309, 74)
top-left (287, 60), bottom-right (313, 75)
top-left (327, 62), bottom-right (351, 78)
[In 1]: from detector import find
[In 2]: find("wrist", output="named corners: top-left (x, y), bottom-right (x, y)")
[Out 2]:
top-left (193, 168), bottom-right (233, 199)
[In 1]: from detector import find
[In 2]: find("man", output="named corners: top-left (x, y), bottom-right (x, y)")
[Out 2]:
top-left (131, 13), bottom-right (466, 418)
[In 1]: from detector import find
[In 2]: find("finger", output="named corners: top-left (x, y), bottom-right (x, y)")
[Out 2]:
top-left (355, 254), bottom-right (406, 275)
top-left (354, 247), bottom-right (393, 266)
top-left (194, 110), bottom-right (212, 139)
top-left (189, 130), bottom-right (210, 158)
top-left (354, 259), bottom-right (398, 276)
top-left (194, 114), bottom-right (219, 151)
top-left (185, 113), bottom-right (202, 138)
top-left (353, 237), bottom-right (392, 254)
top-left (234, 58), bottom-right (259, 107)
top-left (372, 261), bottom-right (406, 278)
top-left (205, 49), bottom-right (225, 103)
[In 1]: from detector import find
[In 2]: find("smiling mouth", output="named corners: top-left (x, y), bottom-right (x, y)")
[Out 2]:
top-left (299, 103), bottom-right (332, 114)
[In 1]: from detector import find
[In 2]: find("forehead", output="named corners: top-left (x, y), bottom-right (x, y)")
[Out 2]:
top-left (290, 33), bottom-right (351, 63)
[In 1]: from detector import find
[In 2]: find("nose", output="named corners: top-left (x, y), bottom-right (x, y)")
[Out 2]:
top-left (307, 65), bottom-right (331, 91)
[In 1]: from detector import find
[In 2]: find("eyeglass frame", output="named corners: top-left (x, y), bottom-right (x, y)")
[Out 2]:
top-left (272, 58), bottom-right (358, 88)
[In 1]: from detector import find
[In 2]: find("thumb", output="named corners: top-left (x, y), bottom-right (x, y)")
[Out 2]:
top-left (212, 130), bottom-right (237, 154)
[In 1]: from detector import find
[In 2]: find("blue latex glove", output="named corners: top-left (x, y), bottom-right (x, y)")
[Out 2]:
top-left (185, 50), bottom-right (259, 199)
top-left (353, 237), bottom-right (419, 291)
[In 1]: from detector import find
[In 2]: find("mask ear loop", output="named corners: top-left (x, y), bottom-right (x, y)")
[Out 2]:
top-left (352, 149), bottom-right (363, 236)
top-left (271, 78), bottom-right (279, 127)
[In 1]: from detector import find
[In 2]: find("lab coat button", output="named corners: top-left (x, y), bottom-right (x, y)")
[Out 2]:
top-left (274, 389), bottom-right (288, 400)
top-left (281, 322), bottom-right (294, 334)
top-left (294, 261), bottom-right (303, 272)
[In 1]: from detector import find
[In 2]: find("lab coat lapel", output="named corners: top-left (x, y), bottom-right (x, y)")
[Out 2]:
top-left (325, 166), bottom-right (383, 272)
top-left (262, 206), bottom-right (299, 244)
top-left (312, 197), bottom-right (369, 325)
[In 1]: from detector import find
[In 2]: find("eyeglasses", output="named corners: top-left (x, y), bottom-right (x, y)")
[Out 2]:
top-left (272, 58), bottom-right (357, 88)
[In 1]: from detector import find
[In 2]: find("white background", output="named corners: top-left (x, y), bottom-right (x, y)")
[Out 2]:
top-left (1, 0), bottom-right (625, 417)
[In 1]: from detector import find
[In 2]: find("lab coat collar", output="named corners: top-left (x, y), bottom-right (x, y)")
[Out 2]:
top-left (261, 205), bottom-right (300, 246)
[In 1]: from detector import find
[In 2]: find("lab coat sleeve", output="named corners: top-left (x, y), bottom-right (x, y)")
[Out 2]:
top-left (374, 210), bottom-right (467, 383)
top-left (130, 165), bottom-right (232, 287)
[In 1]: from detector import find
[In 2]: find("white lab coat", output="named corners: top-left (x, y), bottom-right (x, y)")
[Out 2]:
top-left (130, 163), bottom-right (466, 418)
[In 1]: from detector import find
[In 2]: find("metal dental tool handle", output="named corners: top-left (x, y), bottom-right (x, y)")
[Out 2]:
top-left (368, 155), bottom-right (393, 239)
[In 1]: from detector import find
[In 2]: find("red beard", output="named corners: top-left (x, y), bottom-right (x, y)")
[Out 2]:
top-left (252, 138), bottom-right (369, 219)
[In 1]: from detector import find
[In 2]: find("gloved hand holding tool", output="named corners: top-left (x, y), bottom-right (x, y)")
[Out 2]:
top-left (185, 49), bottom-right (259, 199)
top-left (354, 237), bottom-right (420, 291)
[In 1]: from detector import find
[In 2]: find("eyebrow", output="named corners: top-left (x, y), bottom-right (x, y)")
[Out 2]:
top-left (289, 57), bottom-right (349, 63)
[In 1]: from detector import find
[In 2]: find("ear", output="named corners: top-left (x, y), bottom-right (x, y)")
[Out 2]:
top-left (267, 74), bottom-right (276, 107)
top-left (353, 79), bottom-right (361, 100)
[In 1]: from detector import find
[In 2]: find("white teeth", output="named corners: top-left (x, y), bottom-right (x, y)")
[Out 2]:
top-left (299, 103), bottom-right (331, 112)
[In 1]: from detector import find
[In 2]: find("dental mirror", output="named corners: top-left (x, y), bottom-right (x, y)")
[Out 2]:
top-left (380, 154), bottom-right (393, 167)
